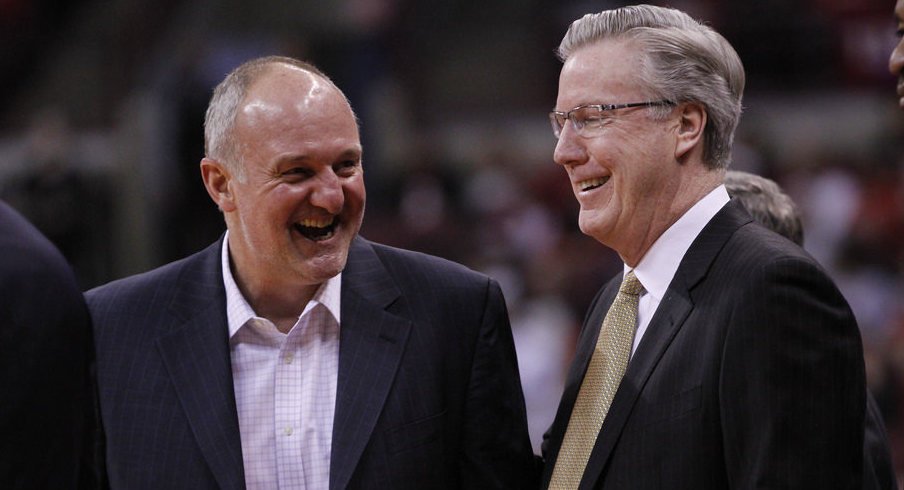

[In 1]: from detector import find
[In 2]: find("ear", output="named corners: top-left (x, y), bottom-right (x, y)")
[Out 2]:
top-left (200, 157), bottom-right (237, 212)
top-left (674, 102), bottom-right (706, 162)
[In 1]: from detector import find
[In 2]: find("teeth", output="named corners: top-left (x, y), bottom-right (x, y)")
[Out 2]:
top-left (294, 218), bottom-right (337, 242)
top-left (300, 218), bottom-right (333, 228)
top-left (578, 177), bottom-right (608, 191)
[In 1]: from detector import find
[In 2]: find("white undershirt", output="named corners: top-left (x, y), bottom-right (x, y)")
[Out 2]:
top-left (222, 232), bottom-right (341, 490)
top-left (628, 186), bottom-right (730, 355)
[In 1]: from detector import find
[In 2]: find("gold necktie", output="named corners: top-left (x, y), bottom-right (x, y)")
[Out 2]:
top-left (549, 271), bottom-right (644, 489)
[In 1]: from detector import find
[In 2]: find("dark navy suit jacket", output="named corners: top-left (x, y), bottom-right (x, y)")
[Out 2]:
top-left (0, 201), bottom-right (96, 489)
top-left (541, 200), bottom-right (868, 489)
top-left (88, 236), bottom-right (536, 489)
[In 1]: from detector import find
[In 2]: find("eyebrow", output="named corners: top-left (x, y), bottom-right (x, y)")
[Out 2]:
top-left (332, 148), bottom-right (363, 163)
top-left (276, 147), bottom-right (362, 164)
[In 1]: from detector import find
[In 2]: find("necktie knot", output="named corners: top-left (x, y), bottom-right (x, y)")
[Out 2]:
top-left (619, 271), bottom-right (644, 296)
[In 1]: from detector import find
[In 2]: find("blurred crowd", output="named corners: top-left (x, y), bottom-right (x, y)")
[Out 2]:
top-left (2, 0), bottom-right (904, 477)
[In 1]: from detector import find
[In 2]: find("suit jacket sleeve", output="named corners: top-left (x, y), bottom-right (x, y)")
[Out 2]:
top-left (720, 257), bottom-right (865, 488)
top-left (458, 278), bottom-right (539, 489)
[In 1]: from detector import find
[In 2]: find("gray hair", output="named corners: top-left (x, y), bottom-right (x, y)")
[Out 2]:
top-left (557, 4), bottom-right (745, 169)
top-left (203, 56), bottom-right (342, 178)
top-left (724, 170), bottom-right (804, 246)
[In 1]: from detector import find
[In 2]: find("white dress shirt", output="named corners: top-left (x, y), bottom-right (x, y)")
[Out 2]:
top-left (222, 232), bottom-right (341, 490)
top-left (628, 185), bottom-right (730, 355)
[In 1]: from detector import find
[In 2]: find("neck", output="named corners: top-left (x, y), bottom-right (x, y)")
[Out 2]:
top-left (249, 285), bottom-right (319, 334)
top-left (617, 168), bottom-right (723, 267)
top-left (231, 264), bottom-right (320, 334)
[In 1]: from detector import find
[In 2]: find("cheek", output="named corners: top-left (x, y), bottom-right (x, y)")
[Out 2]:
top-left (242, 190), bottom-right (299, 230)
top-left (344, 180), bottom-right (366, 208)
top-left (268, 185), bottom-right (312, 210)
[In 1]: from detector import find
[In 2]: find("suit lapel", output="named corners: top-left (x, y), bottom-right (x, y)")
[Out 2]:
top-left (578, 288), bottom-right (695, 489)
top-left (330, 238), bottom-right (412, 490)
top-left (563, 200), bottom-right (753, 489)
top-left (155, 238), bottom-right (245, 490)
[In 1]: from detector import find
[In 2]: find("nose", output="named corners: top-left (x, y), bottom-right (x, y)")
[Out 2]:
top-left (310, 171), bottom-right (344, 214)
top-left (552, 123), bottom-right (587, 168)
top-left (890, 39), bottom-right (904, 77)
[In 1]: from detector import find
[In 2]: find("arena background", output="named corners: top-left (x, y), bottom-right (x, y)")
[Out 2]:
top-left (2, 0), bottom-right (902, 479)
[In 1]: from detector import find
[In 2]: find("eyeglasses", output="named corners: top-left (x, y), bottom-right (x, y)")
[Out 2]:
top-left (549, 100), bottom-right (674, 139)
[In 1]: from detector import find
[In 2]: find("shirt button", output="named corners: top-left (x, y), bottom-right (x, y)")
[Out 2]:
top-left (284, 354), bottom-right (294, 364)
top-left (284, 426), bottom-right (294, 436)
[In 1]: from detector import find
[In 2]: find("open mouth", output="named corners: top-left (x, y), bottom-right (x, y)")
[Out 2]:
top-left (578, 176), bottom-right (609, 192)
top-left (293, 217), bottom-right (338, 241)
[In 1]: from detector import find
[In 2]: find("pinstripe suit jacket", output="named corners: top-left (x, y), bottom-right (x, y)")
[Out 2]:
top-left (87, 235), bottom-right (536, 489)
top-left (541, 199), bottom-right (866, 489)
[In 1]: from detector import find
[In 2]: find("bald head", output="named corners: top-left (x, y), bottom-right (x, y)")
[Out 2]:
top-left (203, 56), bottom-right (353, 178)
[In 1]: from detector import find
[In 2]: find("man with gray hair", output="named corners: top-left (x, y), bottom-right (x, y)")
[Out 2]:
top-left (87, 56), bottom-right (537, 489)
top-left (543, 5), bottom-right (865, 488)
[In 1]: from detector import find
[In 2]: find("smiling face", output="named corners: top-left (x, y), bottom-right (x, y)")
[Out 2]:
top-left (553, 39), bottom-right (718, 265)
top-left (554, 39), bottom-right (690, 264)
top-left (202, 63), bottom-right (364, 311)
top-left (892, 0), bottom-right (904, 108)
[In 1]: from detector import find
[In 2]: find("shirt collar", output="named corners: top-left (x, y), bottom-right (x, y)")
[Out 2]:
top-left (628, 185), bottom-right (729, 301)
top-left (221, 231), bottom-right (342, 339)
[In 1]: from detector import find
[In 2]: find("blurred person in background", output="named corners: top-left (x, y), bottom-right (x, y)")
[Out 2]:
top-left (541, 5), bottom-right (866, 489)
top-left (0, 200), bottom-right (96, 489)
top-left (86, 56), bottom-right (536, 489)
top-left (725, 169), bottom-right (897, 490)
top-left (723, 170), bottom-right (804, 246)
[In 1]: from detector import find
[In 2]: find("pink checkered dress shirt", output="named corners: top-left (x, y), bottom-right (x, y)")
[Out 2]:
top-left (222, 235), bottom-right (341, 490)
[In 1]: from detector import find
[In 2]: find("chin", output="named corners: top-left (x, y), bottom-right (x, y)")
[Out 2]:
top-left (578, 213), bottom-right (616, 244)
top-left (300, 253), bottom-right (348, 281)
top-left (578, 210), bottom-right (603, 235)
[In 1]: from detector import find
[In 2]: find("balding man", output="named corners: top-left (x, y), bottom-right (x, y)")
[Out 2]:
top-left (88, 56), bottom-right (536, 490)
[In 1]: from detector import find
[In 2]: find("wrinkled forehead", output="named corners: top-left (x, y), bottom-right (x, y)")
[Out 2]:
top-left (564, 39), bottom-right (647, 83)
top-left (557, 39), bottom-right (648, 107)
